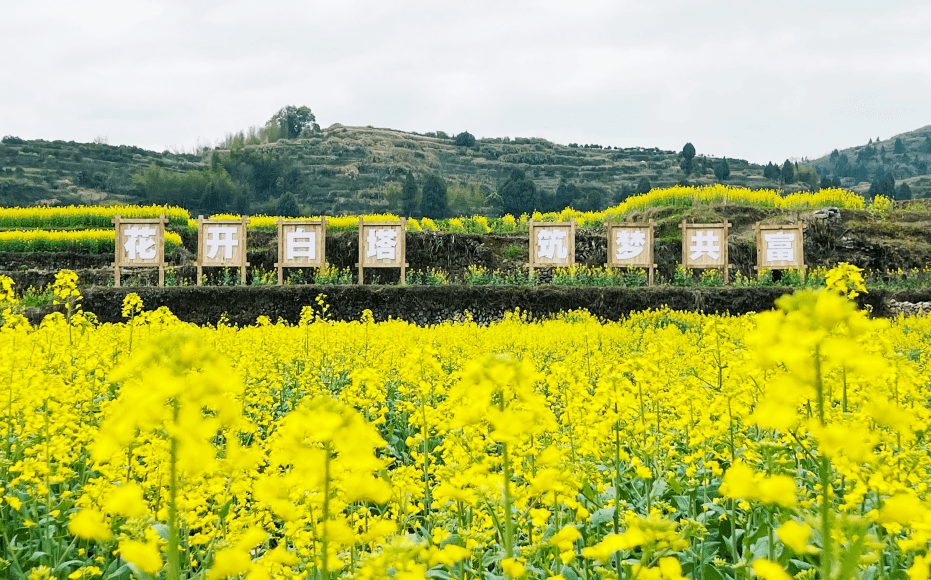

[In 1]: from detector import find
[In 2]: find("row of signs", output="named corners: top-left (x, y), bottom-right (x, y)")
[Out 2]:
top-left (112, 215), bottom-right (805, 287)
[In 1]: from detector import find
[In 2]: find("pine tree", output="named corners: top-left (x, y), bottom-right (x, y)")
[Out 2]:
top-left (714, 158), bottom-right (730, 181)
top-left (500, 169), bottom-right (540, 216)
top-left (420, 174), bottom-right (448, 219)
top-left (680, 142), bottom-right (696, 175)
top-left (781, 160), bottom-right (796, 184)
top-left (401, 172), bottom-right (419, 217)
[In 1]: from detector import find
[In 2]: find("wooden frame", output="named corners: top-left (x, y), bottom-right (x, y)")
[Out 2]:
top-left (528, 218), bottom-right (575, 278)
top-left (606, 219), bottom-right (657, 286)
top-left (357, 218), bottom-right (407, 284)
top-left (275, 218), bottom-right (327, 284)
top-left (112, 214), bottom-right (168, 287)
top-left (680, 221), bottom-right (732, 283)
top-left (197, 216), bottom-right (249, 286)
top-left (754, 223), bottom-right (805, 272)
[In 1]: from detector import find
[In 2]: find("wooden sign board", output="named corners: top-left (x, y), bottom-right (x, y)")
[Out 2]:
top-left (357, 218), bottom-right (407, 284)
top-left (680, 221), bottom-right (732, 282)
top-left (275, 219), bottom-right (327, 284)
top-left (197, 216), bottom-right (249, 286)
top-left (528, 219), bottom-right (575, 275)
top-left (755, 223), bottom-right (805, 270)
top-left (113, 214), bottom-right (168, 287)
top-left (606, 219), bottom-right (657, 285)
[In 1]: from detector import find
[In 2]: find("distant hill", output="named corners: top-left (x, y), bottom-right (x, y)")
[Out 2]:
top-left (809, 125), bottom-right (931, 199)
top-left (5, 118), bottom-right (931, 215)
top-left (0, 136), bottom-right (203, 207)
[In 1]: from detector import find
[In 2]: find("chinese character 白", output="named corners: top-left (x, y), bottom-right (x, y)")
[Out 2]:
top-left (206, 225), bottom-right (239, 260)
top-left (537, 228), bottom-right (568, 260)
top-left (615, 230), bottom-right (646, 260)
top-left (286, 227), bottom-right (316, 261)
top-left (689, 230), bottom-right (721, 260)
top-left (123, 226), bottom-right (157, 261)
top-left (366, 228), bottom-right (397, 260)
top-left (765, 232), bottom-right (795, 262)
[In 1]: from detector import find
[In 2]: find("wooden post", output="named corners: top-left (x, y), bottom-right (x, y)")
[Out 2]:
top-left (112, 214), bottom-right (122, 288)
top-left (196, 215), bottom-right (204, 286)
top-left (723, 220), bottom-right (731, 284)
top-left (649, 218), bottom-right (657, 286)
top-left (569, 218), bottom-right (576, 269)
top-left (357, 217), bottom-right (364, 285)
top-left (527, 218), bottom-right (536, 279)
top-left (240, 215), bottom-right (249, 286)
top-left (276, 218), bottom-right (284, 285)
top-left (157, 214), bottom-right (166, 287)
top-left (400, 217), bottom-right (408, 285)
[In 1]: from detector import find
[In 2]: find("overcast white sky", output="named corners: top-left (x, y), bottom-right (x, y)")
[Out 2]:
top-left (1, 1), bottom-right (929, 164)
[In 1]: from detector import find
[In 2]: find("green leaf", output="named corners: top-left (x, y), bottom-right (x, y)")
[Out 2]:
top-left (589, 506), bottom-right (615, 526)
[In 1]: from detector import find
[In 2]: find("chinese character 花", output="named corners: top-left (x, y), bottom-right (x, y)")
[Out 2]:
top-left (122, 226), bottom-right (157, 261)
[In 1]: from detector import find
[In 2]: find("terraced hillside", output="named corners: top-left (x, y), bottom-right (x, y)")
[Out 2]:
top-left (216, 124), bottom-right (800, 215)
top-left (3, 126), bottom-right (797, 215)
top-left (0, 136), bottom-right (204, 206)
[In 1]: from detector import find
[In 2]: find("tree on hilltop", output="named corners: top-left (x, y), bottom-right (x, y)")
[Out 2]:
top-left (714, 158), bottom-right (730, 181)
top-left (454, 131), bottom-right (476, 147)
top-left (271, 106), bottom-right (318, 140)
top-left (781, 160), bottom-right (796, 184)
top-left (679, 142), bottom-right (696, 175)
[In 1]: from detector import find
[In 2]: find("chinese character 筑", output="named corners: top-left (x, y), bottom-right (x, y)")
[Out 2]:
top-left (123, 226), bottom-right (157, 261)
top-left (537, 228), bottom-right (568, 260)
top-left (615, 229), bottom-right (646, 260)
top-left (206, 225), bottom-right (239, 260)
top-left (689, 230), bottom-right (721, 260)
top-left (286, 227), bottom-right (316, 261)
top-left (765, 232), bottom-right (795, 262)
top-left (366, 228), bottom-right (397, 260)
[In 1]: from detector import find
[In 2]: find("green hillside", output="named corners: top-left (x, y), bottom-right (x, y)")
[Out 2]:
top-left (0, 136), bottom-right (204, 207)
top-left (4, 111), bottom-right (931, 216)
top-left (809, 125), bottom-right (931, 199)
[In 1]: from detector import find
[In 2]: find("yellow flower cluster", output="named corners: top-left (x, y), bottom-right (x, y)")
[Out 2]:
top-left (3, 271), bottom-right (931, 580)
top-left (176, 184), bottom-right (870, 232)
top-left (0, 204), bottom-right (190, 228)
top-left (0, 229), bottom-right (182, 254)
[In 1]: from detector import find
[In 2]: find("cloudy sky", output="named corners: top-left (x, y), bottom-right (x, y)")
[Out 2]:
top-left (2, 0), bottom-right (929, 164)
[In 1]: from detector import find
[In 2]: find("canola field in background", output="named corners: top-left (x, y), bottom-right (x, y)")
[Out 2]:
top-left (2, 269), bottom-right (931, 580)
top-left (0, 185), bottom-right (872, 239)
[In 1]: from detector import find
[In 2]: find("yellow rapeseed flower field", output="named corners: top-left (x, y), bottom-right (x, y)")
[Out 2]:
top-left (0, 229), bottom-right (183, 254)
top-left (0, 204), bottom-right (191, 229)
top-left (1, 268), bottom-right (929, 580)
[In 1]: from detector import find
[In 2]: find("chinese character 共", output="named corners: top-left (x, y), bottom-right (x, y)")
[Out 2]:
top-left (689, 230), bottom-right (721, 260)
